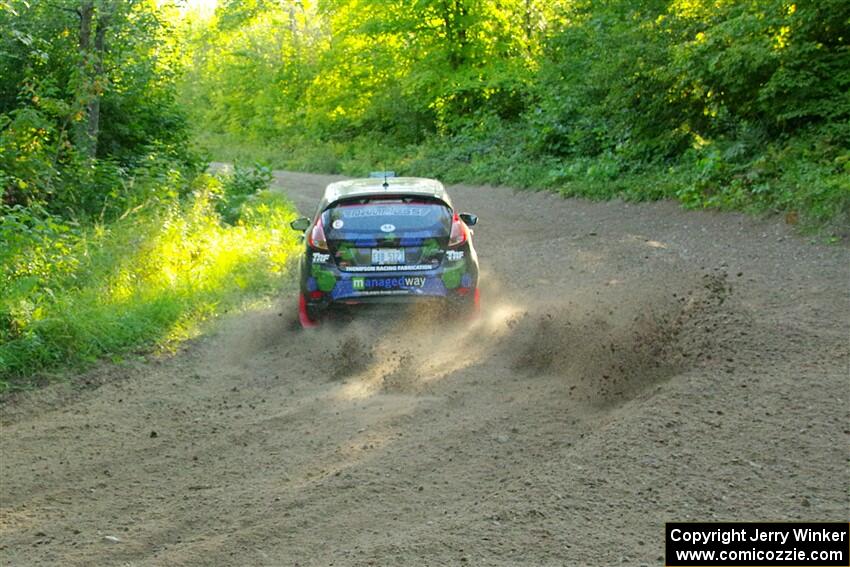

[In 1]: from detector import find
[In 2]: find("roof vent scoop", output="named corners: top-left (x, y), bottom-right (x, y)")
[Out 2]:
top-left (370, 170), bottom-right (395, 189)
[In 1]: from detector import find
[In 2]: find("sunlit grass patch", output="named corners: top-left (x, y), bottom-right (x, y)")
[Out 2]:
top-left (0, 175), bottom-right (301, 390)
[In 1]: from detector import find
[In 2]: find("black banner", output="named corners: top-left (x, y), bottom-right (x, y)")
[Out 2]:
top-left (666, 522), bottom-right (849, 566)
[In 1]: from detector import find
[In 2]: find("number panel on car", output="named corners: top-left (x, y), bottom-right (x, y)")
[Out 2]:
top-left (371, 248), bottom-right (405, 265)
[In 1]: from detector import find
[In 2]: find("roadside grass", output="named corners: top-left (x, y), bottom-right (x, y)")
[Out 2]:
top-left (0, 173), bottom-right (301, 391)
top-left (196, 130), bottom-right (849, 235)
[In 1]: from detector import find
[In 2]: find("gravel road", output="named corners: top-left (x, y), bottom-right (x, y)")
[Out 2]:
top-left (1, 171), bottom-right (848, 566)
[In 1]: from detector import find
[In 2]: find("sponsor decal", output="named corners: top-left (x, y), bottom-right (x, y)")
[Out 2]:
top-left (421, 238), bottom-right (441, 259)
top-left (311, 252), bottom-right (331, 263)
top-left (310, 265), bottom-right (337, 292)
top-left (332, 219), bottom-right (344, 229)
top-left (445, 250), bottom-right (464, 261)
top-left (380, 223), bottom-right (396, 233)
top-left (352, 276), bottom-right (427, 292)
top-left (441, 263), bottom-right (464, 289)
top-left (341, 206), bottom-right (430, 219)
top-left (369, 290), bottom-right (409, 295)
top-left (344, 264), bottom-right (434, 272)
top-left (336, 242), bottom-right (357, 262)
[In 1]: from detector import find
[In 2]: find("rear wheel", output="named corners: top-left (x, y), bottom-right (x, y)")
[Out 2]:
top-left (298, 294), bottom-right (321, 329)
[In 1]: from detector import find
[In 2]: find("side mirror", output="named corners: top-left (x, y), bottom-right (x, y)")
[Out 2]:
top-left (459, 213), bottom-right (478, 226)
top-left (290, 217), bottom-right (310, 231)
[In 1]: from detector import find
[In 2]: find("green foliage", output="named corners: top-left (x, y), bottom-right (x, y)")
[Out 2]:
top-left (222, 163), bottom-right (273, 197)
top-left (674, 126), bottom-right (850, 225)
top-left (182, 0), bottom-right (557, 143)
top-left (215, 163), bottom-right (274, 224)
top-left (0, 0), bottom-right (196, 216)
top-left (182, 0), bottom-right (848, 229)
top-left (0, 2), bottom-right (306, 388)
top-left (0, 174), bottom-right (300, 389)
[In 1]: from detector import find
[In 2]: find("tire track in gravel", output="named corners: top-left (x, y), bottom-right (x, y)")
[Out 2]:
top-left (1, 170), bottom-right (847, 566)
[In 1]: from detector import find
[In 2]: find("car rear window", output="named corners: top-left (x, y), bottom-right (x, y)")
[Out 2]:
top-left (323, 199), bottom-right (452, 237)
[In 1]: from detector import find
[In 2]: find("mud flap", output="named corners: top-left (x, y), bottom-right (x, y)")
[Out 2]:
top-left (298, 294), bottom-right (320, 329)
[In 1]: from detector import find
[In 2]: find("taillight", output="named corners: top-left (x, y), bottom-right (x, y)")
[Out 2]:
top-left (448, 213), bottom-right (468, 248)
top-left (308, 216), bottom-right (328, 250)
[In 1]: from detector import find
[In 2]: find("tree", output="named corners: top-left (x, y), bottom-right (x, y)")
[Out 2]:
top-left (0, 0), bottom-right (191, 212)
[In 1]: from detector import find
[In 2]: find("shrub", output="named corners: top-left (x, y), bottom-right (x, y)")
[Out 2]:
top-left (0, 175), bottom-right (301, 389)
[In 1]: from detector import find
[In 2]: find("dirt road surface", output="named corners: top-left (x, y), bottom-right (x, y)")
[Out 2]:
top-left (2, 171), bottom-right (848, 566)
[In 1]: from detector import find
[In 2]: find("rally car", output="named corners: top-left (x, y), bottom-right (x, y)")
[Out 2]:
top-left (289, 175), bottom-right (480, 327)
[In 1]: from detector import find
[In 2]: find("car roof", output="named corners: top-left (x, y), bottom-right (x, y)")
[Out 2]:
top-left (321, 177), bottom-right (452, 209)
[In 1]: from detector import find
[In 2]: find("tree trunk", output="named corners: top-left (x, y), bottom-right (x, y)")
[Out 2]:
top-left (74, 1), bottom-right (95, 158)
top-left (87, 9), bottom-right (110, 157)
top-left (455, 0), bottom-right (468, 63)
top-left (74, 1), bottom-right (111, 159)
top-left (441, 0), bottom-right (467, 70)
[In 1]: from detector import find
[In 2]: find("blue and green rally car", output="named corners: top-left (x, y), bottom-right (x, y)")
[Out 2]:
top-left (289, 175), bottom-right (480, 327)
